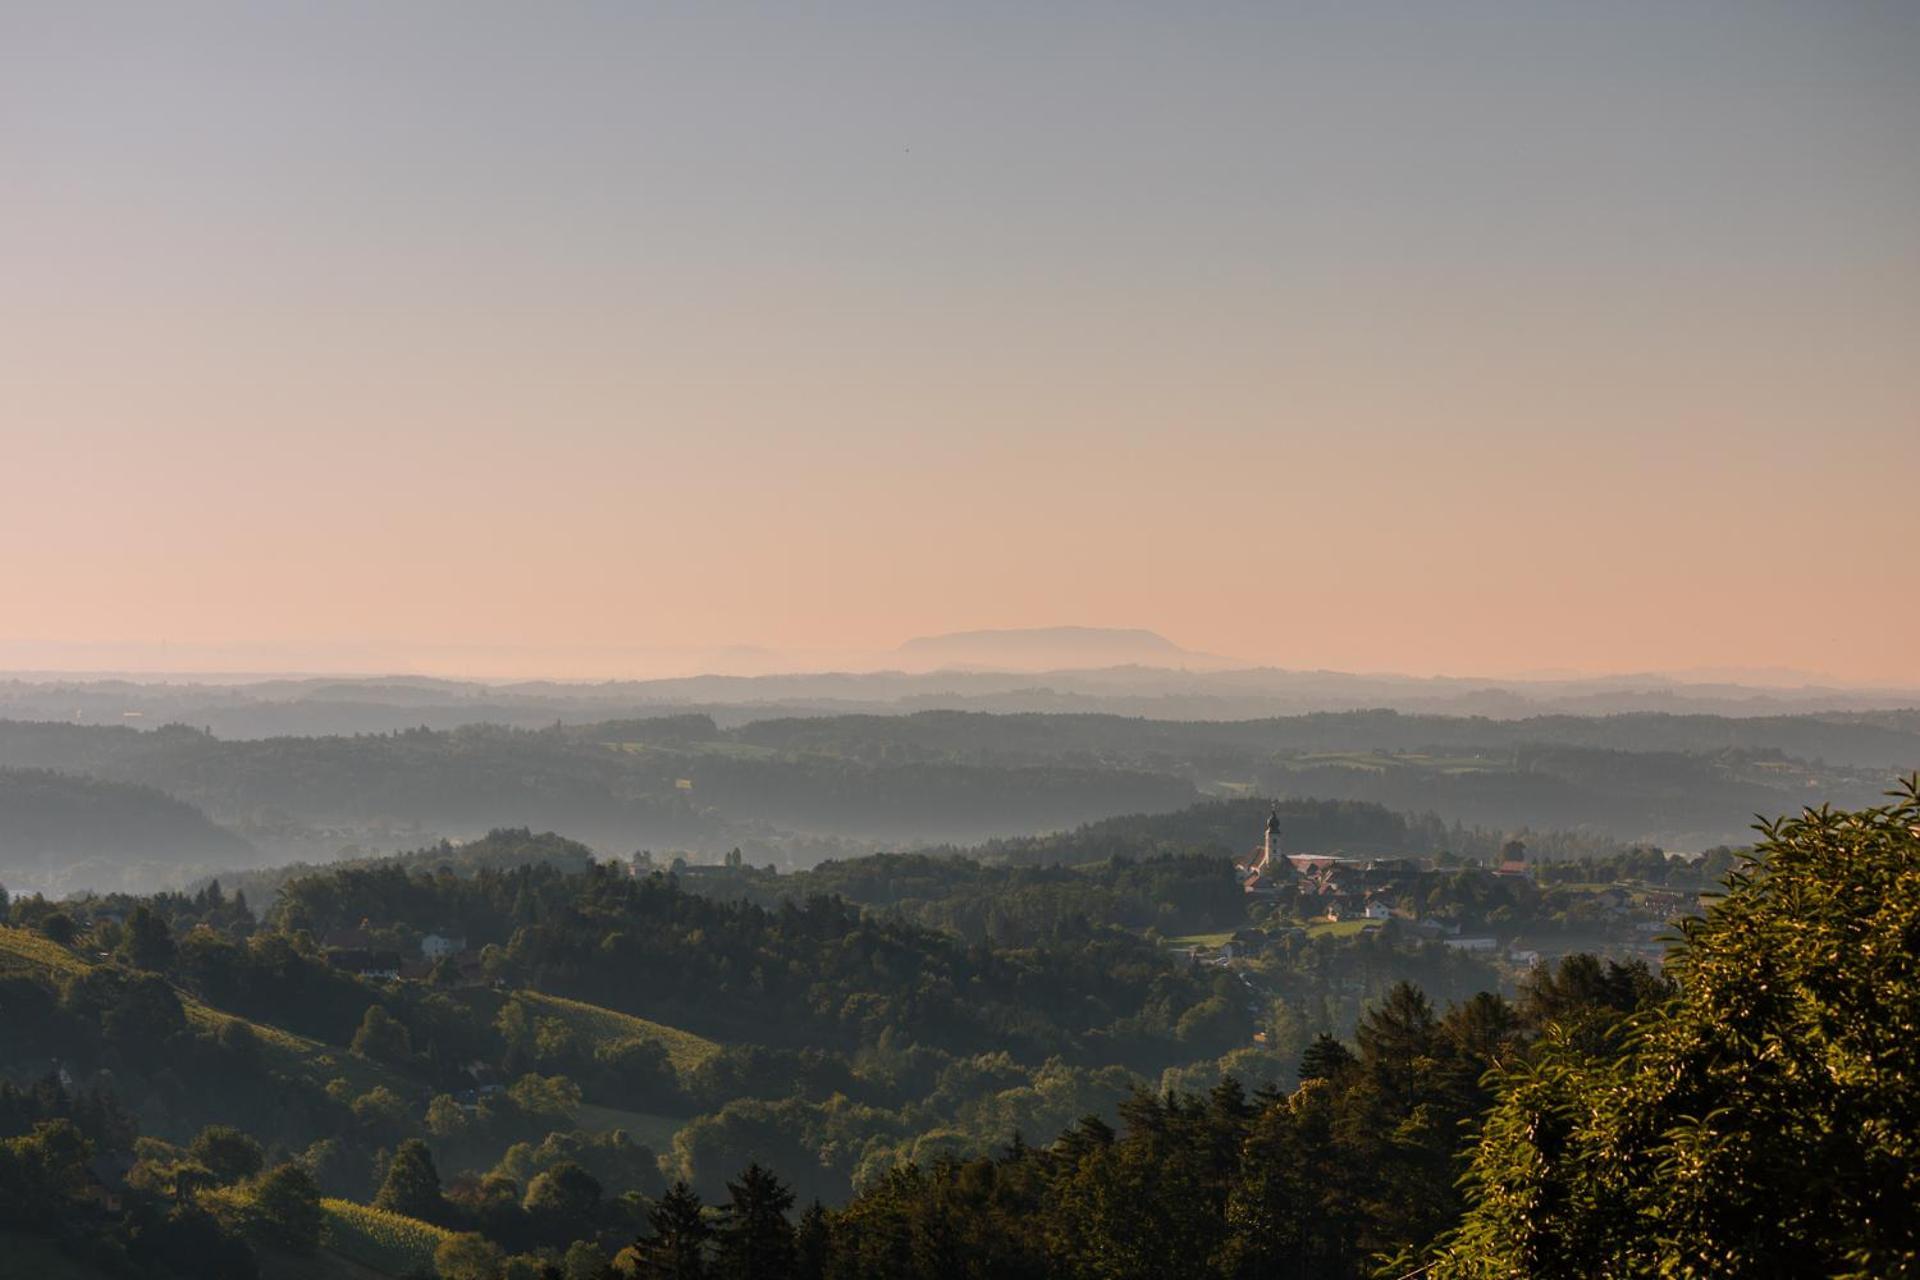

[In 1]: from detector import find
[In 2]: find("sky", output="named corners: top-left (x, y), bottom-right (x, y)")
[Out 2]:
top-left (3, 2), bottom-right (1917, 682)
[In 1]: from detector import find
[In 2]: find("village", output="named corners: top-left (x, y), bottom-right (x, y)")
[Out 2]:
top-left (1166, 808), bottom-right (1710, 977)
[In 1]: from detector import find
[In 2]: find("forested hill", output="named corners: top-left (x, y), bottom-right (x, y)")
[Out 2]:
top-left (0, 718), bottom-right (1196, 870)
top-left (955, 796), bottom-right (1440, 866)
top-left (210, 827), bottom-right (603, 909)
top-left (0, 768), bottom-right (252, 890)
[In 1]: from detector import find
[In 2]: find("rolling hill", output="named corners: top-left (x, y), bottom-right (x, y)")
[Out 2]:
top-left (0, 768), bottom-right (253, 895)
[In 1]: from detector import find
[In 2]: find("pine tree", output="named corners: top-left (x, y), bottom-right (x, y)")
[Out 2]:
top-left (1296, 1032), bottom-right (1354, 1083)
top-left (637, 1179), bottom-right (711, 1280)
top-left (713, 1162), bottom-right (796, 1280)
top-left (1356, 981), bottom-right (1438, 1105)
top-left (792, 1201), bottom-right (830, 1280)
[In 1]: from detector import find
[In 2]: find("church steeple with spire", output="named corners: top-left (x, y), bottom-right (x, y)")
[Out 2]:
top-left (1241, 805), bottom-right (1293, 895)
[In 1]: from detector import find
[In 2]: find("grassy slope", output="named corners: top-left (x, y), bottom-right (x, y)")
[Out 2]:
top-left (0, 924), bottom-right (714, 1160)
top-left (457, 987), bottom-right (721, 1075)
top-left (0, 925), bottom-right (411, 1097)
top-left (180, 1002), bottom-right (411, 1096)
top-left (0, 923), bottom-right (92, 979)
top-left (1, 925), bottom-right (718, 1085)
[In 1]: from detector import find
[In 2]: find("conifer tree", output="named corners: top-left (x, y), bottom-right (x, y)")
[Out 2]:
top-left (713, 1162), bottom-right (796, 1280)
top-left (1295, 1032), bottom-right (1354, 1083)
top-left (792, 1200), bottom-right (831, 1280)
top-left (636, 1179), bottom-right (711, 1280)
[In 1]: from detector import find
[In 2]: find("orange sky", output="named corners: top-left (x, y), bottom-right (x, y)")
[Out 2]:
top-left (3, 4), bottom-right (1917, 683)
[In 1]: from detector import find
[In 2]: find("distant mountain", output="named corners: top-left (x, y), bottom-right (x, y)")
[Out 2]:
top-left (895, 626), bottom-right (1221, 671)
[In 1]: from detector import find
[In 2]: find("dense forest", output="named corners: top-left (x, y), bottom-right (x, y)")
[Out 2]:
top-left (3, 780), bottom-right (1914, 1277)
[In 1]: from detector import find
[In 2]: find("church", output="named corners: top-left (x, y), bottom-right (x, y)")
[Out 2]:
top-left (1238, 808), bottom-right (1295, 896)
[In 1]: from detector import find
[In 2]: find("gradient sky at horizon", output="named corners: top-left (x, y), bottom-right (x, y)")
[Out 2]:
top-left (4, 2), bottom-right (1917, 681)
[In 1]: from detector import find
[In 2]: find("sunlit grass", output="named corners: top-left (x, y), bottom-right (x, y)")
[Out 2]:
top-left (1166, 931), bottom-right (1236, 948)
top-left (0, 924), bottom-right (93, 978)
top-left (1306, 919), bottom-right (1383, 938)
top-left (321, 1200), bottom-right (453, 1277)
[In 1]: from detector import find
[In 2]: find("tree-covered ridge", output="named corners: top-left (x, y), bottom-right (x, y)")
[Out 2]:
top-left (0, 718), bottom-right (1197, 872)
top-left (729, 707), bottom-right (1920, 770)
top-left (0, 767), bottom-right (251, 871)
top-left (953, 796), bottom-right (1448, 864)
top-left (0, 705), bottom-right (1906, 898)
top-left (716, 849), bottom-right (1247, 945)
top-left (267, 855), bottom-right (1253, 1066)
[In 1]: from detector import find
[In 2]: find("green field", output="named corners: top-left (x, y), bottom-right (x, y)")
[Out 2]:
top-left (1306, 919), bottom-right (1384, 939)
top-left (1166, 931), bottom-right (1235, 948)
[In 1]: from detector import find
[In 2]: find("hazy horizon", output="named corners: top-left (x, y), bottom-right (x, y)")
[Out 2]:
top-left (0, 624), bottom-right (1915, 692)
top-left (7, 3), bottom-right (1918, 683)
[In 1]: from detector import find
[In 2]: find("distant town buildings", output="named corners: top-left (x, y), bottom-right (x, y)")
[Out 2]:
top-left (1225, 807), bottom-right (1694, 970)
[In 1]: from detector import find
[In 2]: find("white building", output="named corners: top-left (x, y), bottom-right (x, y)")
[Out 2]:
top-left (421, 933), bottom-right (467, 960)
